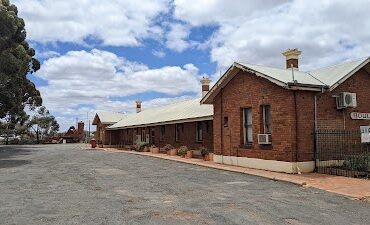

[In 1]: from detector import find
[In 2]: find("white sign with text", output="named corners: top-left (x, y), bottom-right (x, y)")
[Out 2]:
top-left (351, 112), bottom-right (370, 120)
top-left (360, 126), bottom-right (370, 143)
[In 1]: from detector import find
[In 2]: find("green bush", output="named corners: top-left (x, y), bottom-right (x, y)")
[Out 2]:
top-left (18, 139), bottom-right (36, 145)
top-left (199, 147), bottom-right (209, 156)
top-left (178, 146), bottom-right (188, 156)
top-left (342, 154), bottom-right (370, 171)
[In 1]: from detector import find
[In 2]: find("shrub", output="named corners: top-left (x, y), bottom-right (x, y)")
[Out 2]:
top-left (162, 144), bottom-right (173, 152)
top-left (151, 144), bottom-right (157, 148)
top-left (18, 139), bottom-right (35, 145)
top-left (178, 146), bottom-right (188, 156)
top-left (136, 142), bottom-right (149, 152)
top-left (342, 154), bottom-right (370, 171)
top-left (199, 147), bottom-right (209, 156)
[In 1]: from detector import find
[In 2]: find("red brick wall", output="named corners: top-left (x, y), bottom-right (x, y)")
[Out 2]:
top-left (317, 68), bottom-right (370, 130)
top-left (94, 119), bottom-right (110, 145)
top-left (213, 70), bottom-right (297, 162)
top-left (212, 67), bottom-right (370, 162)
top-left (110, 120), bottom-right (213, 151)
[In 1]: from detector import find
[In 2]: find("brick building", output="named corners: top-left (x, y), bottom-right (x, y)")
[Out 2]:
top-left (92, 112), bottom-right (125, 145)
top-left (62, 121), bottom-right (85, 143)
top-left (100, 78), bottom-right (214, 151)
top-left (201, 49), bottom-right (370, 173)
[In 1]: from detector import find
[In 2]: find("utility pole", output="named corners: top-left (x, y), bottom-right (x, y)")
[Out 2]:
top-left (86, 112), bottom-right (88, 143)
top-left (88, 119), bottom-right (91, 140)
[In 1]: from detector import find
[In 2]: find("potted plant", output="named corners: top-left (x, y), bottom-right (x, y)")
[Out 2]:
top-left (162, 144), bottom-right (173, 155)
top-left (186, 148), bottom-right (193, 159)
top-left (136, 142), bottom-right (149, 152)
top-left (150, 144), bottom-right (160, 154)
top-left (98, 140), bottom-right (103, 148)
top-left (178, 146), bottom-right (188, 158)
top-left (200, 147), bottom-right (210, 161)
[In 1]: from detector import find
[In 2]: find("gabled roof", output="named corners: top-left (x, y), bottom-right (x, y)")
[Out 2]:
top-left (309, 57), bottom-right (370, 91)
top-left (107, 98), bottom-right (213, 130)
top-left (92, 112), bottom-right (125, 125)
top-left (201, 57), bottom-right (370, 104)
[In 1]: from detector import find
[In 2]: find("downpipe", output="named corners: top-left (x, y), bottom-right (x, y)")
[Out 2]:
top-left (293, 91), bottom-right (301, 174)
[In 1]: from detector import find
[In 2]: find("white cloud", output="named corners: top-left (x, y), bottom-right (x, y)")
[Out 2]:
top-left (173, 0), bottom-right (370, 72)
top-left (35, 49), bottom-right (205, 130)
top-left (165, 23), bottom-right (192, 52)
top-left (152, 49), bottom-right (166, 58)
top-left (173, 0), bottom-right (286, 26)
top-left (37, 50), bottom-right (60, 59)
top-left (14, 0), bottom-right (170, 46)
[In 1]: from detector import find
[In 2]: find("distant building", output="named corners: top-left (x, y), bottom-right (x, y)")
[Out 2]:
top-left (92, 112), bottom-right (125, 145)
top-left (62, 121), bottom-right (85, 143)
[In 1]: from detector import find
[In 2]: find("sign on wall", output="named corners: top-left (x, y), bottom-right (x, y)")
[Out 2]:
top-left (360, 126), bottom-right (370, 143)
top-left (351, 112), bottom-right (370, 120)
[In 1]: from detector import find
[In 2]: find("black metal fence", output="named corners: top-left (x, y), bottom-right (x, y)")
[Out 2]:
top-left (315, 129), bottom-right (370, 179)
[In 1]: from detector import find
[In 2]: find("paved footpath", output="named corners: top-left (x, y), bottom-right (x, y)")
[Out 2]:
top-left (102, 147), bottom-right (370, 200)
top-left (1, 144), bottom-right (369, 225)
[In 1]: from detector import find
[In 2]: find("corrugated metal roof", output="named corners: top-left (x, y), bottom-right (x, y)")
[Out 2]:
top-left (238, 63), bottom-right (325, 86)
top-left (92, 112), bottom-right (125, 125)
top-left (201, 57), bottom-right (370, 104)
top-left (108, 98), bottom-right (213, 129)
top-left (239, 57), bottom-right (370, 87)
top-left (309, 57), bottom-right (370, 89)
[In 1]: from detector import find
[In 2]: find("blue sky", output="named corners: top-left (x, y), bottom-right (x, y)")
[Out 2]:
top-left (13, 0), bottom-right (370, 131)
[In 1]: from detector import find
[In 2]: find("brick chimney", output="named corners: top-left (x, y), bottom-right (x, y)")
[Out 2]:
top-left (135, 100), bottom-right (142, 113)
top-left (201, 77), bottom-right (211, 98)
top-left (77, 121), bottom-right (84, 134)
top-left (282, 48), bottom-right (301, 70)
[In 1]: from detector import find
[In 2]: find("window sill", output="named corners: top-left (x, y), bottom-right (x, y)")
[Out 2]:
top-left (239, 144), bottom-right (253, 149)
top-left (195, 140), bottom-right (203, 143)
top-left (258, 144), bottom-right (273, 150)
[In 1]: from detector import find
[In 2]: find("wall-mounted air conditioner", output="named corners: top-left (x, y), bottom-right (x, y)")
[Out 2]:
top-left (258, 134), bottom-right (272, 145)
top-left (336, 92), bottom-right (357, 109)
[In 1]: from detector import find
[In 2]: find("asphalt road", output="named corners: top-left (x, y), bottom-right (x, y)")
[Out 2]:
top-left (0, 144), bottom-right (369, 225)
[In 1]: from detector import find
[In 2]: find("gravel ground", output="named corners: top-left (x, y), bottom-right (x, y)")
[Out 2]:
top-left (0, 144), bottom-right (369, 225)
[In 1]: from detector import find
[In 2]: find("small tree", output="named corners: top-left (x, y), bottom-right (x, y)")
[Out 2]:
top-left (0, 111), bottom-right (29, 144)
top-left (27, 106), bottom-right (59, 143)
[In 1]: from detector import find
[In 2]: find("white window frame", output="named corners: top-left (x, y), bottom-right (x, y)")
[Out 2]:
top-left (175, 124), bottom-right (182, 142)
top-left (160, 125), bottom-right (165, 141)
top-left (262, 105), bottom-right (272, 134)
top-left (141, 129), bottom-right (145, 142)
top-left (243, 108), bottom-right (253, 144)
top-left (196, 121), bottom-right (203, 142)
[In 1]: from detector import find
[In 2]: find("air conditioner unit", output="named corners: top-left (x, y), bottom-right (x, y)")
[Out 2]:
top-left (336, 92), bottom-right (357, 109)
top-left (258, 134), bottom-right (272, 145)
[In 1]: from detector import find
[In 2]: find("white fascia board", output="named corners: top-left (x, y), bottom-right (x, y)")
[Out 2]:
top-left (201, 64), bottom-right (239, 104)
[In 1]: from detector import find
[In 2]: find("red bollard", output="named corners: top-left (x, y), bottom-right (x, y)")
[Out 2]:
top-left (90, 138), bottom-right (97, 148)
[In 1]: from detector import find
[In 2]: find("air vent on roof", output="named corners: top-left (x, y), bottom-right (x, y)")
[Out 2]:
top-left (336, 92), bottom-right (357, 109)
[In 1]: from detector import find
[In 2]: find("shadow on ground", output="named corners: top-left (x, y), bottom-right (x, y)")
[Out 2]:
top-left (0, 159), bottom-right (31, 168)
top-left (0, 145), bottom-right (33, 168)
top-left (0, 145), bottom-right (33, 159)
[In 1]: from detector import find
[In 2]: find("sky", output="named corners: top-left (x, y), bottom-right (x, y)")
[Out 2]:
top-left (13, 0), bottom-right (370, 131)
